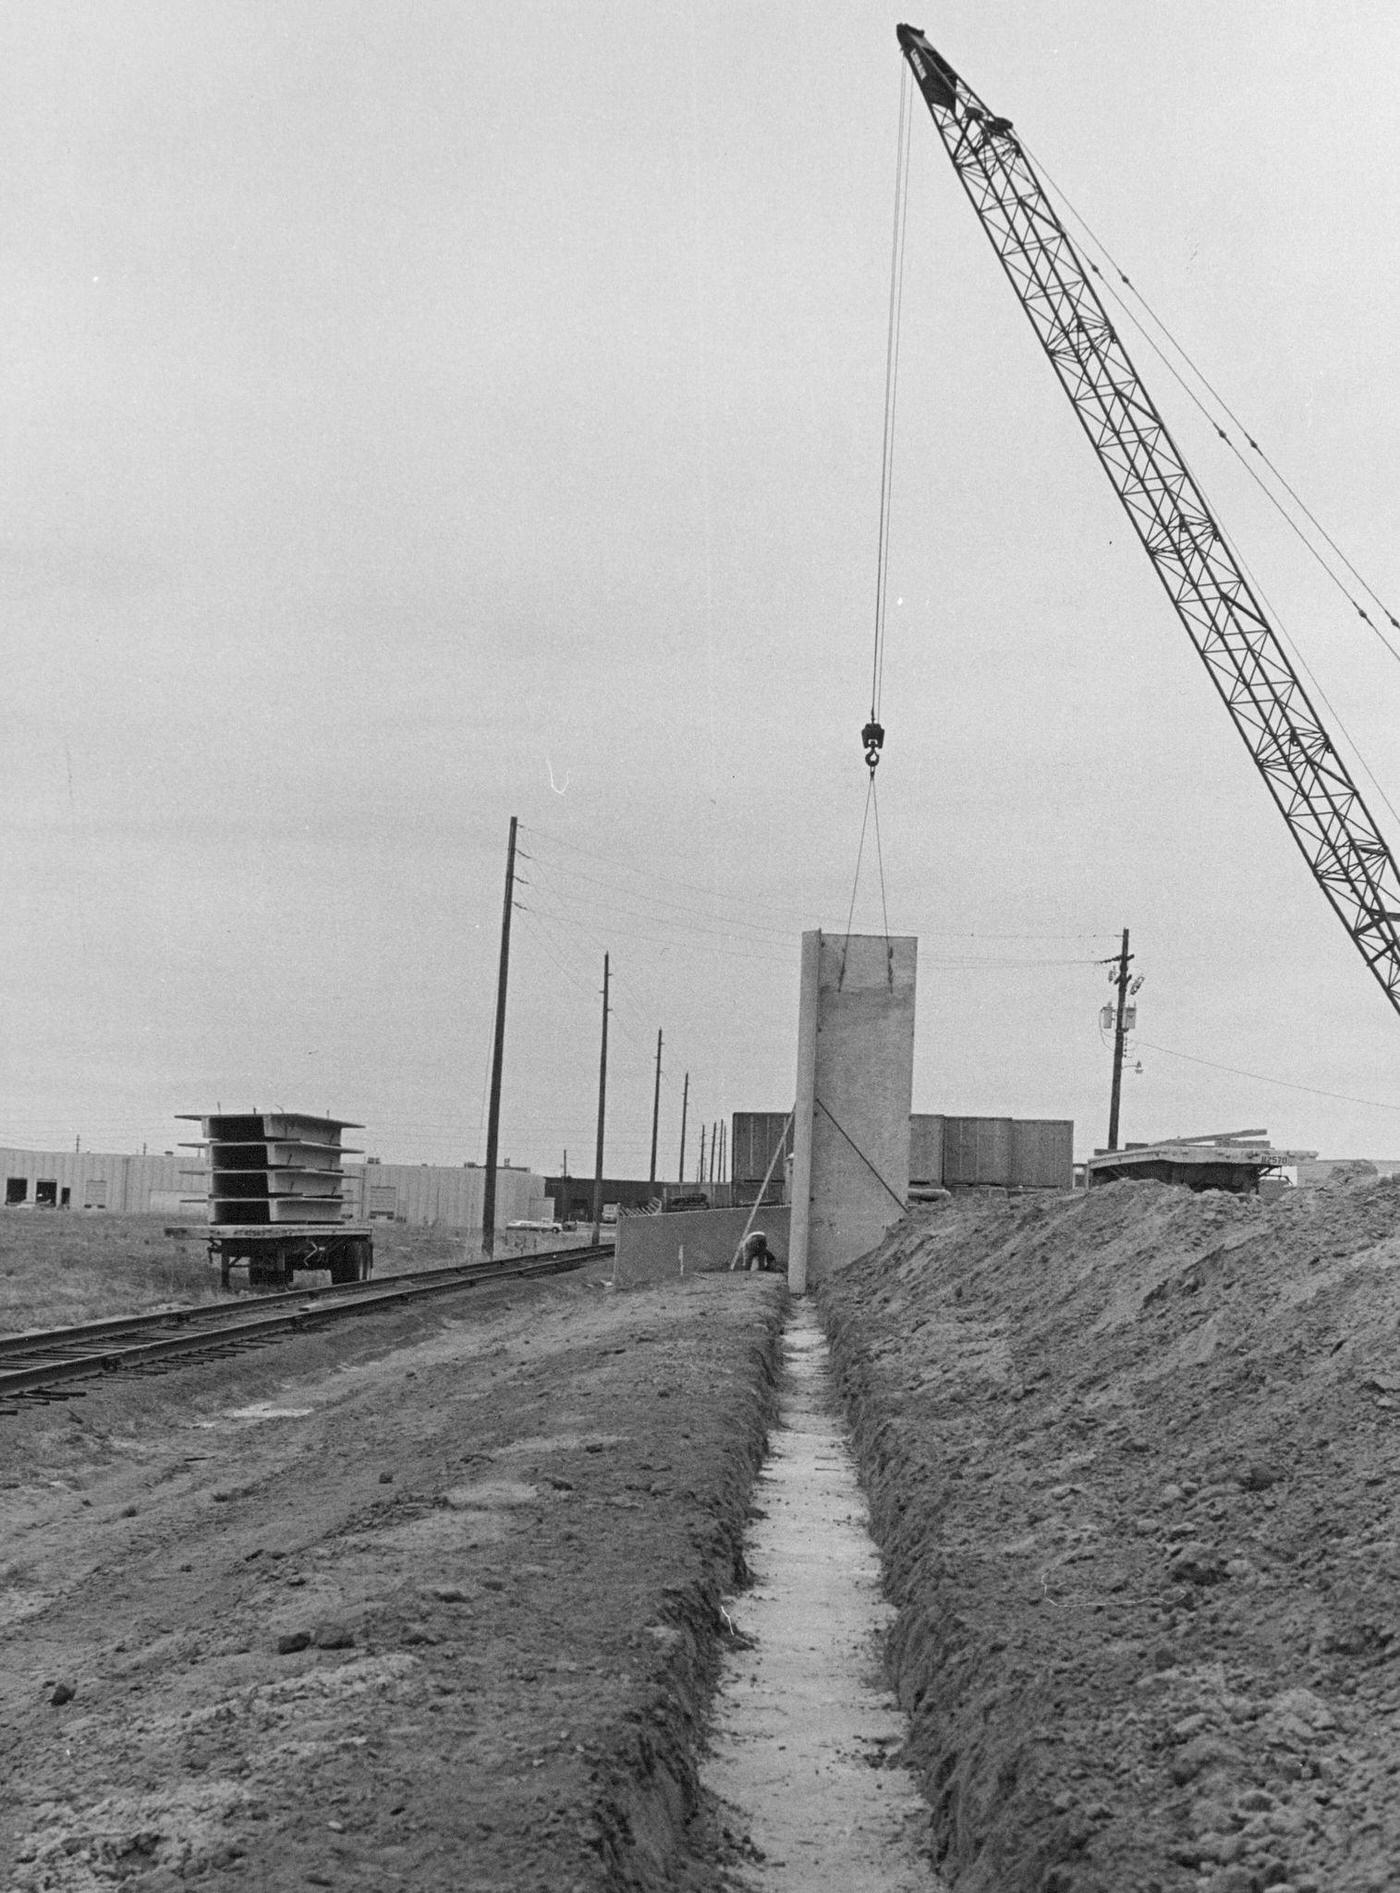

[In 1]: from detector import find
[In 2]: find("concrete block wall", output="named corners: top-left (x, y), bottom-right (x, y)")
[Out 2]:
top-left (615, 1206), bottom-right (791, 1282)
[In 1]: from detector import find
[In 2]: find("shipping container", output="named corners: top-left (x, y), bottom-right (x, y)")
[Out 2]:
top-left (942, 1117), bottom-right (1015, 1186)
top-left (909, 1115), bottom-right (1073, 1192)
top-left (908, 1114), bottom-right (945, 1185)
top-left (730, 1112), bottom-right (794, 1205)
top-left (1010, 1119), bottom-right (1074, 1189)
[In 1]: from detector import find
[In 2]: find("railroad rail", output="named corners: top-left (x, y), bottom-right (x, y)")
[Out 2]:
top-left (0, 1244), bottom-right (611, 1413)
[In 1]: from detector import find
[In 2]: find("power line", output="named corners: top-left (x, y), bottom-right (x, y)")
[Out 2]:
top-left (1135, 1037), bottom-right (1400, 1115)
top-left (524, 823), bottom-right (1116, 943)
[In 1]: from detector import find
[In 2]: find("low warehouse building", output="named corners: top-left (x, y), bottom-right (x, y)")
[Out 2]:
top-left (0, 1146), bottom-right (548, 1233)
top-left (0, 1147), bottom-right (188, 1215)
top-left (340, 1161), bottom-right (548, 1231)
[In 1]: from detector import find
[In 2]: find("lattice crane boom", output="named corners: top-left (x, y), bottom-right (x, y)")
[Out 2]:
top-left (896, 25), bottom-right (1400, 1019)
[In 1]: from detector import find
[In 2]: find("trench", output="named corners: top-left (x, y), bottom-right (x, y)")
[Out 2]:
top-left (700, 1300), bottom-right (948, 1890)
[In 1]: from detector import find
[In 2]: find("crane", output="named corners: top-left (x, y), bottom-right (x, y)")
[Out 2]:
top-left (895, 25), bottom-right (1400, 1022)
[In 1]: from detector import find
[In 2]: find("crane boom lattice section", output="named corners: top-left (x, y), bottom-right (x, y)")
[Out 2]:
top-left (896, 25), bottom-right (1400, 1017)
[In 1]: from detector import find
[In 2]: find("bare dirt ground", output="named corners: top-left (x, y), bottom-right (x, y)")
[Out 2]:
top-left (1, 1258), bottom-right (784, 1891)
top-left (822, 1175), bottom-right (1400, 1893)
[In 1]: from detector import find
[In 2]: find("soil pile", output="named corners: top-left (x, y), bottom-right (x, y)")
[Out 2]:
top-left (822, 1176), bottom-right (1400, 1893)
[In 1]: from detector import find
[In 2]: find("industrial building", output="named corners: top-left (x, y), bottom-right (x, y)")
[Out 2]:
top-left (0, 1147), bottom-right (187, 1215)
top-left (342, 1160), bottom-right (547, 1230)
top-left (0, 1145), bottom-right (548, 1232)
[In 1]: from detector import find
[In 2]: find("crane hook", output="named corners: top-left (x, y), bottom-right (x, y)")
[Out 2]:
top-left (861, 719), bottom-right (885, 774)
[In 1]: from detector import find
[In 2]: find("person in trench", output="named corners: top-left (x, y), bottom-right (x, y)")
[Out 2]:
top-left (730, 1228), bottom-right (782, 1273)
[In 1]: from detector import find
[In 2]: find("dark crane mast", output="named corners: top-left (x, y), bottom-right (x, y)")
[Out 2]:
top-left (896, 25), bottom-right (1400, 1020)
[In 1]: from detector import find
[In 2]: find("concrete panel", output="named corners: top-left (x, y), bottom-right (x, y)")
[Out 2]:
top-left (790, 931), bottom-right (916, 1290)
top-left (615, 1206), bottom-right (791, 1280)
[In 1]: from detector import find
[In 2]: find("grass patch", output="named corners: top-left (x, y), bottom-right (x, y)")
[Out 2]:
top-left (0, 1214), bottom-right (510, 1333)
top-left (0, 1212), bottom-right (222, 1333)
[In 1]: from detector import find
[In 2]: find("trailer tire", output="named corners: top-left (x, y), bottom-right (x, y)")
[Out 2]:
top-left (329, 1240), bottom-right (372, 1285)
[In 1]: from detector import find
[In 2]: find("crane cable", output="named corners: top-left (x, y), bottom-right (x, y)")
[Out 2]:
top-left (840, 771), bottom-right (893, 982)
top-left (842, 64), bottom-right (911, 991)
top-left (863, 58), bottom-right (913, 779)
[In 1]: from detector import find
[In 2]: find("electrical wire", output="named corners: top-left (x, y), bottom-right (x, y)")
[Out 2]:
top-left (523, 822), bottom-right (1116, 943)
top-left (1135, 1037), bottom-right (1400, 1115)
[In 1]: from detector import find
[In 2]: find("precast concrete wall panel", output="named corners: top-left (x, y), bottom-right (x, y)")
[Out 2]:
top-left (790, 931), bottom-right (917, 1288)
top-left (616, 1206), bottom-right (792, 1278)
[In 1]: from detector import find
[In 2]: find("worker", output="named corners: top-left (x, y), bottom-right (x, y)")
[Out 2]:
top-left (730, 1228), bottom-right (780, 1273)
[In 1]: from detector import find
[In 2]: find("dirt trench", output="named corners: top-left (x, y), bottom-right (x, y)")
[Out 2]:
top-left (0, 1268), bottom-right (784, 1891)
top-left (821, 1177), bottom-right (1400, 1893)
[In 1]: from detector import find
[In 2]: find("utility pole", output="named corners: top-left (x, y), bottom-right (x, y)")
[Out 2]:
top-left (719, 1119), bottom-right (727, 1184)
top-left (698, 1123), bottom-right (707, 1189)
top-left (591, 953), bottom-right (610, 1245)
top-left (678, 1071), bottom-right (689, 1183)
top-left (481, 814), bottom-right (518, 1257)
top-left (649, 1029), bottom-right (662, 1185)
top-left (1106, 927), bottom-right (1134, 1152)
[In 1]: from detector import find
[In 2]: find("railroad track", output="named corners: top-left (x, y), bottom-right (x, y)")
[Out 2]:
top-left (0, 1245), bottom-right (612, 1414)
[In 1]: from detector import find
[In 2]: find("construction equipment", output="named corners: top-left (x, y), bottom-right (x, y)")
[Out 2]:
top-left (896, 26), bottom-right (1400, 1021)
top-left (178, 1111), bottom-right (372, 1290)
top-left (1085, 1130), bottom-right (1317, 1195)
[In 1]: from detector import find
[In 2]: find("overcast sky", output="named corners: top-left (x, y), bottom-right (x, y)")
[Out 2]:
top-left (5, 3), bottom-right (1400, 1175)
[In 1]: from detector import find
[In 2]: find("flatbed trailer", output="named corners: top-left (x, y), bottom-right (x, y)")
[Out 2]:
top-left (208, 1223), bottom-right (373, 1291)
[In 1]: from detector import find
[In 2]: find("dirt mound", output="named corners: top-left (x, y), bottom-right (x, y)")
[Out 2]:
top-left (822, 1178), bottom-right (1400, 1893)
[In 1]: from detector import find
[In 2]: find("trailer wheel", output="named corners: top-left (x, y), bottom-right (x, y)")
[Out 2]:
top-left (329, 1240), bottom-right (371, 1285)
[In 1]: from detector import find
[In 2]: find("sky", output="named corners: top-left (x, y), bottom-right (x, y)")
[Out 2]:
top-left (4, 2), bottom-right (1400, 1176)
